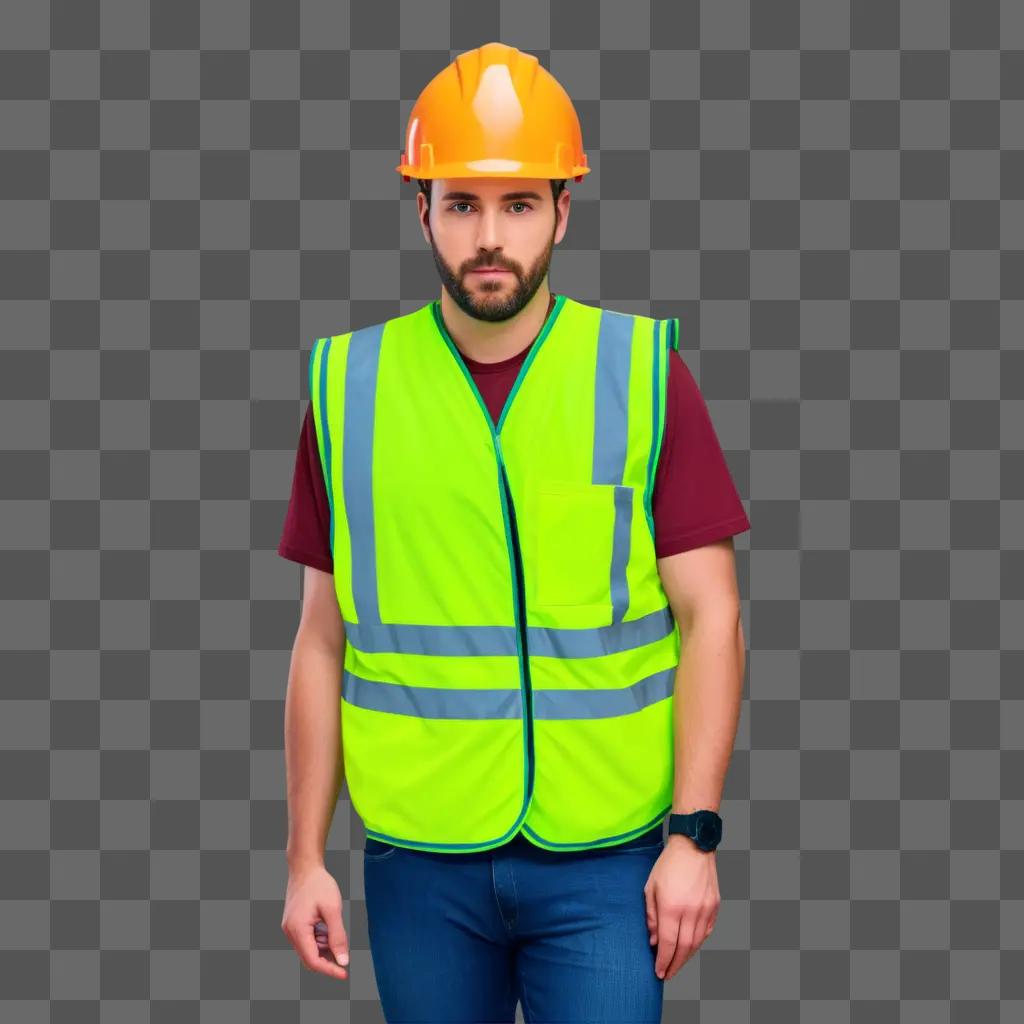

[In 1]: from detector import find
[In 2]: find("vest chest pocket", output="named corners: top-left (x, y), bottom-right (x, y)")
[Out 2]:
top-left (533, 480), bottom-right (630, 608)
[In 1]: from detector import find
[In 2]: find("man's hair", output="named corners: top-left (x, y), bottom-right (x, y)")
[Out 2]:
top-left (418, 178), bottom-right (567, 212)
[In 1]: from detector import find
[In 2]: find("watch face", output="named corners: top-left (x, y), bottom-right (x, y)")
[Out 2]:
top-left (697, 813), bottom-right (722, 846)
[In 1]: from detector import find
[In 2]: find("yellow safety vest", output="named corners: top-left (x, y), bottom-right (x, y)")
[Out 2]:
top-left (308, 293), bottom-right (682, 853)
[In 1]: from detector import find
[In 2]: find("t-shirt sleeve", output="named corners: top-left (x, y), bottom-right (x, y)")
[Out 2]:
top-left (652, 350), bottom-right (751, 558)
top-left (277, 403), bottom-right (334, 573)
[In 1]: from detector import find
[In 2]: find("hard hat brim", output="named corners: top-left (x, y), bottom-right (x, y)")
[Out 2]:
top-left (396, 161), bottom-right (590, 180)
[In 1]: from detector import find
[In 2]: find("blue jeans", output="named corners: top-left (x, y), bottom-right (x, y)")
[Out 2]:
top-left (363, 825), bottom-right (666, 1023)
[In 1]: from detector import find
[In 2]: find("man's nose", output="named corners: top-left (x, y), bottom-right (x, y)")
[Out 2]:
top-left (475, 208), bottom-right (504, 251)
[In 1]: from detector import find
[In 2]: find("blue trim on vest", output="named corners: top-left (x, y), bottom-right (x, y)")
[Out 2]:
top-left (343, 619), bottom-right (518, 656)
top-left (342, 671), bottom-right (524, 719)
top-left (342, 663), bottom-right (675, 720)
top-left (344, 322), bottom-right (386, 626)
top-left (591, 309), bottom-right (632, 485)
top-left (365, 803), bottom-right (674, 855)
top-left (527, 605), bottom-right (673, 658)
top-left (341, 603), bottom-right (673, 659)
top-left (592, 308), bottom-right (636, 627)
top-left (518, 804), bottom-right (672, 851)
top-left (609, 484), bottom-right (633, 624)
top-left (537, 662), bottom-right (674, 718)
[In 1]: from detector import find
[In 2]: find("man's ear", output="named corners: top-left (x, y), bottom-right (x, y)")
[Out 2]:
top-left (554, 188), bottom-right (570, 244)
top-left (417, 192), bottom-right (431, 245)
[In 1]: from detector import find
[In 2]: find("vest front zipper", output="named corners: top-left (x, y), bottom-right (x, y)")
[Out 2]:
top-left (494, 433), bottom-right (536, 809)
top-left (430, 294), bottom-right (566, 841)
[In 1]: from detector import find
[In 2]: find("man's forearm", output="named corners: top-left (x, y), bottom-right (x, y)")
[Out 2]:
top-left (669, 607), bottom-right (746, 818)
top-left (284, 632), bottom-right (346, 871)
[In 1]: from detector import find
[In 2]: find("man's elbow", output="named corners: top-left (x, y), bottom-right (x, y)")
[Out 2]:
top-left (676, 594), bottom-right (743, 636)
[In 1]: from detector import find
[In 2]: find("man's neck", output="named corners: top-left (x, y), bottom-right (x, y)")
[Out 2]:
top-left (439, 286), bottom-right (555, 365)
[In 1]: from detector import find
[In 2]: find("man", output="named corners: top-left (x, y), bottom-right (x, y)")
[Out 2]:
top-left (278, 42), bottom-right (749, 1022)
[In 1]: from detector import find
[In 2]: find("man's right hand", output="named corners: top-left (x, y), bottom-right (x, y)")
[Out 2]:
top-left (281, 863), bottom-right (350, 981)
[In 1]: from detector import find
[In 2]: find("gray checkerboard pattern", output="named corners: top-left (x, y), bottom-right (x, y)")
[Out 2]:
top-left (1, 0), bottom-right (1021, 1020)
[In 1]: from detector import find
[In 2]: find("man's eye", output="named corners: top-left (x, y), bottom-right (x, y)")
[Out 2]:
top-left (448, 202), bottom-right (532, 213)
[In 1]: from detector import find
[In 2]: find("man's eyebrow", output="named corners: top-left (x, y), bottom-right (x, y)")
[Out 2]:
top-left (439, 190), bottom-right (545, 202)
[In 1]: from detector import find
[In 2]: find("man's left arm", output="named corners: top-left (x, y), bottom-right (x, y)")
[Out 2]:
top-left (644, 537), bottom-right (747, 981)
top-left (660, 536), bottom-right (746, 822)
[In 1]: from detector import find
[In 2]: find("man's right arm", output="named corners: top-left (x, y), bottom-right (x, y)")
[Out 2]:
top-left (284, 564), bottom-right (346, 872)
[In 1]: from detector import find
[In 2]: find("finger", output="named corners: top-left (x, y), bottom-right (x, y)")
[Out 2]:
top-left (644, 884), bottom-right (657, 945)
top-left (702, 906), bottom-right (717, 938)
top-left (313, 921), bottom-right (337, 962)
top-left (664, 909), bottom-right (699, 980)
top-left (291, 922), bottom-right (349, 980)
top-left (655, 912), bottom-right (683, 980)
top-left (319, 900), bottom-right (350, 968)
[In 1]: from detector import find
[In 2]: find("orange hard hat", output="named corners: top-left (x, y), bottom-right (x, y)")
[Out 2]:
top-left (396, 41), bottom-right (590, 184)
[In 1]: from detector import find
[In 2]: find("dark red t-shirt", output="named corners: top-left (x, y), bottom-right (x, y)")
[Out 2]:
top-left (279, 301), bottom-right (750, 573)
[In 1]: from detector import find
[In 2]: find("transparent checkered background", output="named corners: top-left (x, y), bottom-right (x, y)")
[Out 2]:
top-left (1, 0), bottom-right (1022, 1021)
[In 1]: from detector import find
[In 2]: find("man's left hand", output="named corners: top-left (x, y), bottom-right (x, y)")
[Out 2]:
top-left (644, 834), bottom-right (721, 981)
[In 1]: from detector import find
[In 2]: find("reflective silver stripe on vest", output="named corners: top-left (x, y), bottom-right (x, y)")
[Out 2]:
top-left (342, 663), bottom-right (676, 720)
top-left (535, 664), bottom-right (676, 719)
top-left (609, 484), bottom-right (633, 624)
top-left (343, 322), bottom-right (387, 626)
top-left (342, 619), bottom-right (518, 656)
top-left (592, 309), bottom-right (637, 625)
top-left (342, 604), bottom-right (675, 659)
top-left (342, 670), bottom-right (523, 719)
top-left (528, 605), bottom-right (673, 659)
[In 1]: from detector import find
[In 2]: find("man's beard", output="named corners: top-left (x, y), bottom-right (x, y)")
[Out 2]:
top-left (427, 219), bottom-right (557, 323)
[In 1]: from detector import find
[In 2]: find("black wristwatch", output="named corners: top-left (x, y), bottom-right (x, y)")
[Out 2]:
top-left (667, 810), bottom-right (722, 852)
